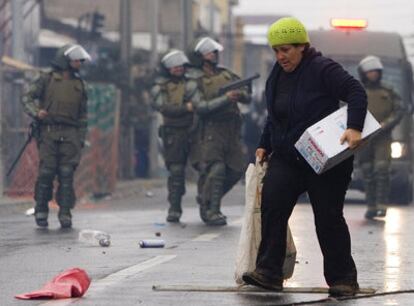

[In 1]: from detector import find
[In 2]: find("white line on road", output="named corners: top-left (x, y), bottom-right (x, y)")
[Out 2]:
top-left (192, 217), bottom-right (243, 242)
top-left (192, 233), bottom-right (221, 241)
top-left (41, 255), bottom-right (177, 306)
top-left (229, 217), bottom-right (243, 226)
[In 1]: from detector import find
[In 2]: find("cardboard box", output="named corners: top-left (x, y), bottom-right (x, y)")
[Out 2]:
top-left (295, 106), bottom-right (381, 174)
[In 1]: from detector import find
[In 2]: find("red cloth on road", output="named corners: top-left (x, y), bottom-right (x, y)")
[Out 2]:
top-left (15, 268), bottom-right (91, 300)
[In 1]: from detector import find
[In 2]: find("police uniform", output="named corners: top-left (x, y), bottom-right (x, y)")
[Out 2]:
top-left (21, 44), bottom-right (89, 228)
top-left (189, 63), bottom-right (251, 225)
top-left (359, 83), bottom-right (403, 217)
top-left (187, 37), bottom-right (252, 226)
top-left (357, 55), bottom-right (404, 219)
top-left (150, 50), bottom-right (200, 222)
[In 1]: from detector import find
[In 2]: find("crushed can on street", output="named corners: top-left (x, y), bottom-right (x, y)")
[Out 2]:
top-left (139, 239), bottom-right (165, 248)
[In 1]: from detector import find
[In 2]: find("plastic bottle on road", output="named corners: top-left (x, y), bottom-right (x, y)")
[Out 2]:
top-left (79, 229), bottom-right (111, 247)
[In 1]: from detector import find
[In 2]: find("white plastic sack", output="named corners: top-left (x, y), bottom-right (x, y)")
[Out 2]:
top-left (234, 162), bottom-right (297, 284)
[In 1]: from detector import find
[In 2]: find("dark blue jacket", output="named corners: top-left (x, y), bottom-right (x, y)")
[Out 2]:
top-left (258, 48), bottom-right (368, 162)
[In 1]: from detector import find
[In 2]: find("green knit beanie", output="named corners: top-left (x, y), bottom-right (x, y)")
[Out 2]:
top-left (267, 17), bottom-right (310, 47)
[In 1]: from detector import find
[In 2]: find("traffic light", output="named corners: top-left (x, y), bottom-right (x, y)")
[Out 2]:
top-left (91, 11), bottom-right (105, 37)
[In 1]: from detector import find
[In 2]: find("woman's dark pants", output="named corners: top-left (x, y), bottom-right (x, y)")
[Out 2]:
top-left (256, 155), bottom-right (357, 286)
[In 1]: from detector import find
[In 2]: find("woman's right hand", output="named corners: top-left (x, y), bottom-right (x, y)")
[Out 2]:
top-left (256, 148), bottom-right (267, 163)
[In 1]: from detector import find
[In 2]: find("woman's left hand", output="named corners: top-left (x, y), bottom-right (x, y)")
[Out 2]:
top-left (340, 128), bottom-right (362, 149)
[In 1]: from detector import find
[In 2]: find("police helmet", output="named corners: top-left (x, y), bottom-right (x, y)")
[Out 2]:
top-left (358, 56), bottom-right (383, 73)
top-left (187, 37), bottom-right (223, 67)
top-left (161, 49), bottom-right (189, 69)
top-left (358, 55), bottom-right (383, 83)
top-left (51, 44), bottom-right (91, 70)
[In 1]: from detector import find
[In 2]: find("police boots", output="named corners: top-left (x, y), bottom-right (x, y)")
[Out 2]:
top-left (365, 204), bottom-right (387, 219)
top-left (34, 177), bottom-right (53, 228)
top-left (364, 180), bottom-right (377, 219)
top-left (166, 208), bottom-right (182, 223)
top-left (166, 167), bottom-right (185, 223)
top-left (206, 211), bottom-right (227, 226)
top-left (34, 210), bottom-right (49, 228)
top-left (166, 191), bottom-right (183, 223)
top-left (58, 208), bottom-right (72, 228)
top-left (377, 204), bottom-right (387, 217)
top-left (197, 195), bottom-right (209, 223)
top-left (364, 206), bottom-right (378, 220)
top-left (205, 178), bottom-right (227, 226)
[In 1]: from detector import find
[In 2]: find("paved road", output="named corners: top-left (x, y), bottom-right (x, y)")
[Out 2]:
top-left (1, 183), bottom-right (413, 305)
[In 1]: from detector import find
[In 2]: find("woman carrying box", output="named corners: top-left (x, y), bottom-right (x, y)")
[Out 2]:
top-left (242, 17), bottom-right (368, 297)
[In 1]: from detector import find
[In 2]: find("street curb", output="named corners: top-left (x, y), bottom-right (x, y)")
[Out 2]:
top-left (0, 178), bottom-right (166, 214)
top-left (109, 178), bottom-right (165, 200)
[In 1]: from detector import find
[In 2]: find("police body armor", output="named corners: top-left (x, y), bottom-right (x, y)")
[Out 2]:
top-left (43, 72), bottom-right (86, 126)
top-left (365, 84), bottom-right (399, 134)
top-left (152, 75), bottom-right (195, 164)
top-left (154, 76), bottom-right (193, 128)
top-left (201, 68), bottom-right (241, 121)
top-left (151, 73), bottom-right (199, 222)
top-left (194, 67), bottom-right (247, 172)
top-left (359, 83), bottom-right (403, 212)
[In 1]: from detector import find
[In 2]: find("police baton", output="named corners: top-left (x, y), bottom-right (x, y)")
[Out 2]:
top-left (6, 121), bottom-right (38, 177)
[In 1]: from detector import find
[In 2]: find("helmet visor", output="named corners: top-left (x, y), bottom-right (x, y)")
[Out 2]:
top-left (161, 50), bottom-right (189, 69)
top-left (194, 37), bottom-right (223, 55)
top-left (64, 45), bottom-right (92, 62)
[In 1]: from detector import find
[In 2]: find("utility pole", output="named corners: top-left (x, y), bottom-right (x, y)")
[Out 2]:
top-left (148, 0), bottom-right (160, 177)
top-left (181, 0), bottom-right (193, 50)
top-left (119, 0), bottom-right (134, 179)
top-left (209, 0), bottom-right (215, 33)
top-left (11, 0), bottom-right (25, 61)
top-left (225, 0), bottom-right (234, 68)
top-left (9, 0), bottom-right (26, 192)
top-left (0, 61), bottom-right (3, 195)
top-left (150, 0), bottom-right (159, 69)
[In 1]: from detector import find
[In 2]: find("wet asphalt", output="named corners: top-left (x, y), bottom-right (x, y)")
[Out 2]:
top-left (0, 183), bottom-right (413, 306)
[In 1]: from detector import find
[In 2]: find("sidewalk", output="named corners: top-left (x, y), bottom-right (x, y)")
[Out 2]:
top-left (0, 178), bottom-right (165, 213)
top-left (0, 196), bottom-right (33, 212)
top-left (109, 178), bottom-right (164, 200)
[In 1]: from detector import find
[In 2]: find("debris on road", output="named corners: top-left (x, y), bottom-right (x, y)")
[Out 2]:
top-left (139, 239), bottom-right (165, 248)
top-left (25, 208), bottom-right (35, 216)
top-left (154, 222), bottom-right (166, 227)
top-left (79, 229), bottom-right (111, 247)
top-left (145, 191), bottom-right (155, 198)
top-left (15, 268), bottom-right (91, 300)
top-left (152, 284), bottom-right (376, 294)
top-left (166, 245), bottom-right (178, 249)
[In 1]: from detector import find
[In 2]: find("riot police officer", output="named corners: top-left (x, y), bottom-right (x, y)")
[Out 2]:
top-left (151, 49), bottom-right (200, 223)
top-left (357, 55), bottom-right (404, 219)
top-left (187, 37), bottom-right (251, 226)
top-left (21, 44), bottom-right (90, 228)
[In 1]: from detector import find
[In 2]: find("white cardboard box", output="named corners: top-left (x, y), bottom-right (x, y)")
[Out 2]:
top-left (295, 106), bottom-right (381, 174)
